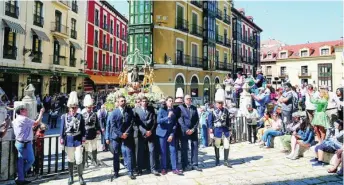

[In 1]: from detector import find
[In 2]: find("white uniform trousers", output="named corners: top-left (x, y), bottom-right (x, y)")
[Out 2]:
top-left (214, 135), bottom-right (230, 150)
top-left (65, 146), bottom-right (83, 165)
top-left (84, 138), bottom-right (98, 152)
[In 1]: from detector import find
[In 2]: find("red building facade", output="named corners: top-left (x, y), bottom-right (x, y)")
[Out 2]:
top-left (84, 0), bottom-right (128, 91)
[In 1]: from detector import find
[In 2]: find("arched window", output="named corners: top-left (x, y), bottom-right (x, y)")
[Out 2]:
top-left (175, 75), bottom-right (185, 95)
top-left (190, 76), bottom-right (199, 97)
top-left (214, 77), bottom-right (220, 93)
top-left (203, 77), bottom-right (210, 103)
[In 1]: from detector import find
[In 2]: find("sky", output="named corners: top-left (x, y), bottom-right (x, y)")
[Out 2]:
top-left (109, 1), bottom-right (343, 45)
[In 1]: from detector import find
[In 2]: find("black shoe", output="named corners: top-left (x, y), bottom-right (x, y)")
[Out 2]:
top-left (224, 161), bottom-right (232, 168)
top-left (136, 170), bottom-right (142, 176)
top-left (110, 172), bottom-right (119, 182)
top-left (152, 170), bottom-right (160, 176)
top-left (91, 150), bottom-right (98, 167)
top-left (224, 149), bottom-right (232, 168)
top-left (68, 162), bottom-right (74, 185)
top-left (129, 174), bottom-right (136, 180)
top-left (192, 166), bottom-right (202, 171)
top-left (77, 164), bottom-right (86, 185)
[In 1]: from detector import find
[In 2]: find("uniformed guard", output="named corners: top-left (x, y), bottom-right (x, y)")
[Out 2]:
top-left (106, 95), bottom-right (136, 180)
top-left (82, 94), bottom-right (101, 167)
top-left (60, 91), bottom-right (86, 185)
top-left (208, 88), bottom-right (233, 168)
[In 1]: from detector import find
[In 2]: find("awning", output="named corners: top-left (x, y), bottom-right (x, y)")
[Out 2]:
top-left (54, 37), bottom-right (68, 46)
top-left (89, 75), bottom-right (119, 85)
top-left (2, 19), bottom-right (25, 34)
top-left (31, 28), bottom-right (50, 42)
top-left (70, 41), bottom-right (82, 50)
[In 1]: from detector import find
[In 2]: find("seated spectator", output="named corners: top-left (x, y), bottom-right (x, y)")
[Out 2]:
top-left (245, 104), bottom-right (259, 144)
top-left (260, 113), bottom-right (283, 148)
top-left (279, 112), bottom-right (303, 153)
top-left (286, 118), bottom-right (314, 160)
top-left (327, 148), bottom-right (343, 175)
top-left (256, 112), bottom-right (272, 143)
top-left (311, 120), bottom-right (343, 166)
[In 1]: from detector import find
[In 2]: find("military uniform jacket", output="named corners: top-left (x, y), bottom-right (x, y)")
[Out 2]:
top-left (108, 107), bottom-right (134, 142)
top-left (83, 110), bottom-right (100, 140)
top-left (207, 108), bottom-right (231, 138)
top-left (60, 113), bottom-right (86, 147)
top-left (134, 106), bottom-right (157, 139)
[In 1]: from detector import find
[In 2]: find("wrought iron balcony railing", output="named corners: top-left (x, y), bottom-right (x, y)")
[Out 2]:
top-left (31, 51), bottom-right (42, 63)
top-left (216, 8), bottom-right (222, 20)
top-left (51, 22), bottom-right (69, 36)
top-left (175, 52), bottom-right (203, 68)
top-left (3, 45), bottom-right (17, 60)
top-left (70, 58), bottom-right (76, 67)
top-left (93, 62), bottom-right (98, 70)
top-left (224, 38), bottom-right (231, 47)
top-left (216, 34), bottom-right (224, 44)
top-left (71, 30), bottom-right (77, 39)
top-left (175, 18), bottom-right (188, 32)
top-left (72, 2), bottom-right (78, 13)
top-left (33, 14), bottom-right (44, 27)
top-left (5, 2), bottom-right (19, 18)
top-left (50, 55), bottom-right (67, 66)
top-left (224, 14), bottom-right (231, 25)
top-left (190, 24), bottom-right (202, 38)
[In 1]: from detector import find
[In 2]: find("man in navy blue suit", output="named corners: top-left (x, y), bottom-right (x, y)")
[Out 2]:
top-left (106, 96), bottom-right (135, 180)
top-left (176, 95), bottom-right (202, 171)
top-left (135, 96), bottom-right (159, 175)
top-left (157, 96), bottom-right (183, 175)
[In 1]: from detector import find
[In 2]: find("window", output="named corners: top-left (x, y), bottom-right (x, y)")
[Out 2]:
top-left (72, 0), bottom-right (78, 13)
top-left (31, 35), bottom-right (42, 62)
top-left (280, 52), bottom-right (287, 59)
top-left (103, 15), bottom-right (107, 30)
top-left (116, 41), bottom-right (119, 54)
top-left (318, 63), bottom-right (332, 91)
top-left (5, 0), bottom-right (19, 18)
top-left (54, 10), bottom-right (62, 32)
top-left (129, 1), bottom-right (152, 25)
top-left (95, 9), bottom-right (99, 26)
top-left (109, 56), bottom-right (113, 72)
top-left (33, 1), bottom-right (43, 27)
top-left (115, 57), bottom-right (119, 72)
top-left (53, 40), bottom-right (61, 64)
top-left (102, 54), bottom-right (106, 71)
top-left (94, 30), bottom-right (98, 47)
top-left (93, 51), bottom-right (98, 70)
top-left (321, 48), bottom-right (330, 55)
top-left (122, 28), bottom-right (125, 40)
top-left (71, 18), bottom-right (77, 39)
top-left (103, 34), bottom-right (106, 49)
top-left (266, 66), bottom-right (272, 75)
top-left (110, 20), bottom-right (114, 34)
top-left (267, 53), bottom-right (272, 59)
top-left (301, 66), bottom-right (308, 75)
top-left (69, 46), bottom-right (76, 67)
top-left (110, 38), bottom-right (113, 52)
top-left (3, 27), bottom-right (17, 59)
top-left (116, 24), bottom-right (119, 37)
top-left (280, 66), bottom-right (287, 76)
top-left (300, 50), bottom-right (308, 57)
top-left (266, 78), bottom-right (272, 84)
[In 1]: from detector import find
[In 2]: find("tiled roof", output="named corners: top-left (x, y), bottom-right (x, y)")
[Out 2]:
top-left (260, 39), bottom-right (286, 61)
top-left (278, 40), bottom-right (342, 58)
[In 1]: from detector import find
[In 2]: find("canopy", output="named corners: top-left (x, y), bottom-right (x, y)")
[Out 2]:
top-left (89, 75), bottom-right (119, 85)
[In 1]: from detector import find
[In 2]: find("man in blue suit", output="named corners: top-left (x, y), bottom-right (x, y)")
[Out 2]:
top-left (157, 96), bottom-right (183, 175)
top-left (135, 96), bottom-right (159, 175)
top-left (106, 96), bottom-right (135, 180)
top-left (176, 95), bottom-right (201, 171)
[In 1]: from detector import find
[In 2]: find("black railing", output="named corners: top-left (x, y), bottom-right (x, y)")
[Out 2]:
top-left (70, 58), bottom-right (76, 67)
top-left (103, 23), bottom-right (108, 31)
top-left (5, 2), bottom-right (19, 18)
top-left (50, 55), bottom-right (67, 65)
top-left (224, 37), bottom-right (231, 47)
top-left (51, 22), bottom-right (69, 36)
top-left (33, 14), bottom-right (44, 27)
top-left (175, 18), bottom-right (188, 32)
top-left (190, 56), bottom-right (203, 68)
top-left (224, 14), bottom-right (231, 24)
top-left (32, 51), bottom-right (42, 63)
top-left (3, 45), bottom-right (17, 60)
top-left (71, 30), bottom-right (77, 39)
top-left (216, 34), bottom-right (224, 44)
top-left (191, 0), bottom-right (202, 8)
top-left (102, 64), bottom-right (109, 71)
top-left (72, 2), bottom-right (78, 13)
top-left (190, 24), bottom-right (202, 37)
top-left (216, 8), bottom-right (222, 20)
top-left (175, 52), bottom-right (203, 68)
top-left (94, 40), bottom-right (98, 47)
top-left (94, 62), bottom-right (98, 70)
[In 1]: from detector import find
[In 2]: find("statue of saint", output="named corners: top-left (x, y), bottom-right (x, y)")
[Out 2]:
top-left (129, 65), bottom-right (139, 83)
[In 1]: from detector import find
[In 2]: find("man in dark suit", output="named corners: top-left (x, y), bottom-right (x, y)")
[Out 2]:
top-left (135, 96), bottom-right (159, 175)
top-left (157, 96), bottom-right (183, 175)
top-left (132, 97), bottom-right (141, 174)
top-left (105, 95), bottom-right (135, 180)
top-left (176, 95), bottom-right (201, 171)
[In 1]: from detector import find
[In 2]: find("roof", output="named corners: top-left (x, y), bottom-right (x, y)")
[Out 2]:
top-left (99, 0), bottom-right (128, 23)
top-left (261, 39), bottom-right (287, 62)
top-left (232, 7), bottom-right (263, 32)
top-left (278, 40), bottom-right (342, 59)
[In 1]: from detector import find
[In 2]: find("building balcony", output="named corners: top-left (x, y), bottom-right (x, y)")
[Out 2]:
top-left (216, 8), bottom-right (222, 20)
top-left (3, 45), bottom-right (17, 60)
top-left (215, 61), bottom-right (230, 70)
top-left (53, 0), bottom-right (70, 8)
top-left (216, 34), bottom-right (224, 44)
top-left (175, 18), bottom-right (188, 32)
top-left (5, 2), bottom-right (19, 19)
top-left (190, 24), bottom-right (202, 38)
top-left (33, 14), bottom-right (44, 27)
top-left (50, 55), bottom-right (67, 66)
top-left (247, 57), bottom-right (252, 63)
top-left (51, 22), bottom-right (69, 37)
top-left (241, 56), bottom-right (246, 63)
top-left (71, 30), bottom-right (77, 39)
top-left (31, 51), bottom-right (42, 63)
top-left (103, 23), bottom-right (109, 32)
top-left (190, 56), bottom-right (203, 68)
top-left (70, 58), bottom-right (76, 67)
top-left (72, 2), bottom-right (78, 13)
top-left (224, 14), bottom-right (231, 25)
top-left (224, 38), bottom-right (231, 47)
top-left (114, 67), bottom-right (121, 74)
top-left (191, 0), bottom-right (202, 8)
top-left (102, 64), bottom-right (110, 72)
top-left (298, 72), bottom-right (311, 78)
top-left (175, 53), bottom-right (203, 68)
top-left (93, 62), bottom-right (98, 70)
top-left (103, 43), bottom-right (109, 51)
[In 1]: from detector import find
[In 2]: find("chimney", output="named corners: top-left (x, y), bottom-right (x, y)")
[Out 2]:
top-left (247, 16), bottom-right (253, 22)
top-left (238, 8), bottom-right (245, 15)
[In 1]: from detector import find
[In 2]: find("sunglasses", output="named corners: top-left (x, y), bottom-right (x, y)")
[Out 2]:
top-left (120, 100), bottom-right (126, 102)
top-left (71, 107), bottom-right (78, 109)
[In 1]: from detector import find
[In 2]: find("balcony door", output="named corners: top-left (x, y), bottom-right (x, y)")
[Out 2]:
top-left (55, 11), bottom-right (62, 32)
top-left (192, 12), bottom-right (197, 32)
top-left (53, 40), bottom-right (60, 64)
top-left (191, 43), bottom-right (198, 66)
top-left (176, 39), bottom-right (184, 65)
top-left (176, 5), bottom-right (184, 27)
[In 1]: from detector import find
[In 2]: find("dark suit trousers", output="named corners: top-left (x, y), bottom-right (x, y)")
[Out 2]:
top-left (138, 137), bottom-right (156, 171)
top-left (111, 139), bottom-right (133, 175)
top-left (159, 136), bottom-right (177, 170)
top-left (181, 133), bottom-right (198, 168)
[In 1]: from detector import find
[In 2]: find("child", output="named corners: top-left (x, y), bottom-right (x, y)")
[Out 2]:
top-left (34, 123), bottom-right (47, 175)
top-left (256, 112), bottom-right (272, 143)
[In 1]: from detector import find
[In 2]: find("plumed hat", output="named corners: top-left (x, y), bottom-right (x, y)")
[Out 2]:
top-left (175, 88), bottom-right (184, 98)
top-left (83, 94), bottom-right (94, 107)
top-left (215, 88), bottom-right (225, 103)
top-left (67, 91), bottom-right (79, 108)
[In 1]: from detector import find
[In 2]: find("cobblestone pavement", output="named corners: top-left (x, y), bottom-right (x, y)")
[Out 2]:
top-left (18, 142), bottom-right (344, 185)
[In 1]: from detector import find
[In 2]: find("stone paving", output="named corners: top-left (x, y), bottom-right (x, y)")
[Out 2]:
top-left (8, 142), bottom-right (344, 185)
